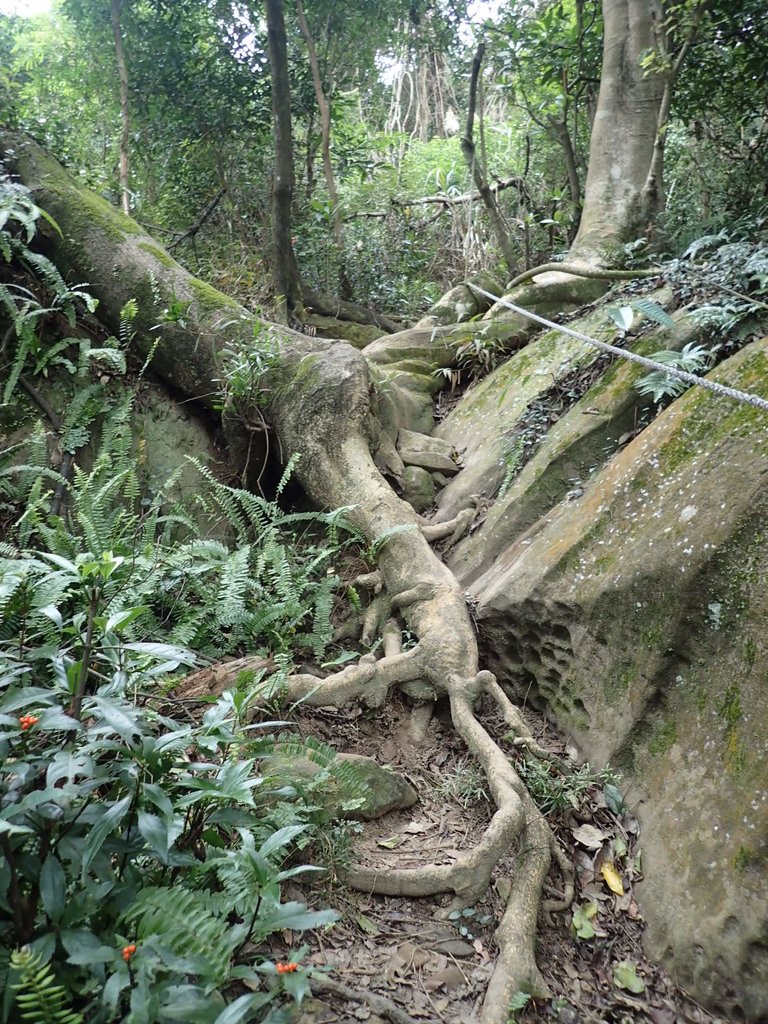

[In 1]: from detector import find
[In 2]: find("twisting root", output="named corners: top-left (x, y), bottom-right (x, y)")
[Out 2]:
top-left (263, 351), bottom-right (574, 1021)
top-left (419, 507), bottom-right (474, 544)
top-left (503, 261), bottom-right (662, 291)
top-left (311, 974), bottom-right (422, 1024)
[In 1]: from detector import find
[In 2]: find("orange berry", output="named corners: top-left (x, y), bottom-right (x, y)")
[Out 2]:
top-left (276, 962), bottom-right (298, 973)
top-left (122, 944), bottom-right (137, 961)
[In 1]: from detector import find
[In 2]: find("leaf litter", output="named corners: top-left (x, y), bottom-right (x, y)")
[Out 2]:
top-left (269, 695), bottom-right (732, 1024)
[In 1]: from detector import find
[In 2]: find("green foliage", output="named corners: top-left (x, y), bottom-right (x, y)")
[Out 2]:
top-left (436, 756), bottom-right (489, 809)
top-left (634, 342), bottom-right (712, 404)
top-left (0, 545), bottom-right (338, 1022)
top-left (10, 949), bottom-right (83, 1024)
top-left (215, 320), bottom-right (282, 410)
top-left (0, 175), bottom-right (98, 406)
top-left (498, 434), bottom-right (526, 500)
top-left (605, 298), bottom-right (674, 333)
top-left (507, 990), bottom-right (532, 1022)
top-left (514, 757), bottom-right (619, 817)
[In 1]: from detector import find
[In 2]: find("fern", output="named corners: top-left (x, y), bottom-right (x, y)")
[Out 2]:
top-left (308, 577), bottom-right (335, 660)
top-left (122, 886), bottom-right (238, 985)
top-left (634, 342), bottom-right (713, 404)
top-left (10, 948), bottom-right (83, 1024)
top-left (216, 545), bottom-right (252, 625)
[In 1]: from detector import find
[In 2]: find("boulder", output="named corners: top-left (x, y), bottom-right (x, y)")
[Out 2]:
top-left (433, 304), bottom-right (611, 520)
top-left (415, 271), bottom-right (504, 329)
top-left (447, 303), bottom-right (701, 585)
top-left (397, 428), bottom-right (461, 474)
top-left (469, 338), bottom-right (768, 1021)
top-left (267, 751), bottom-right (418, 821)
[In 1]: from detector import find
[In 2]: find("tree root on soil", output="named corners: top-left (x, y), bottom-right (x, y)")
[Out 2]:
top-left (311, 974), bottom-right (423, 1024)
top-left (261, 366), bottom-right (575, 1022)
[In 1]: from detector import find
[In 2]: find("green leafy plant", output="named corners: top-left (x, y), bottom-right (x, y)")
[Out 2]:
top-left (514, 758), bottom-right (619, 816)
top-left (436, 756), bottom-right (490, 809)
top-left (10, 948), bottom-right (84, 1024)
top-left (633, 341), bottom-right (712, 404)
top-left (605, 297), bottom-right (674, 333)
top-left (0, 174), bottom-right (98, 406)
top-left (571, 901), bottom-right (599, 940)
top-left (447, 905), bottom-right (493, 942)
top-left (0, 566), bottom-right (337, 1022)
top-left (497, 434), bottom-right (526, 500)
top-left (507, 990), bottom-right (532, 1022)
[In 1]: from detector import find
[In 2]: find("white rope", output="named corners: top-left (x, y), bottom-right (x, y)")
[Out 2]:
top-left (468, 284), bottom-right (768, 414)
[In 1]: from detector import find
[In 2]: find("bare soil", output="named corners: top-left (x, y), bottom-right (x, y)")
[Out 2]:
top-left (257, 696), bottom-right (732, 1024)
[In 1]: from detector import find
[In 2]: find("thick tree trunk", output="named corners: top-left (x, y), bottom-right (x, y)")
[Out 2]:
top-left (265, 0), bottom-right (302, 318)
top-left (110, 0), bottom-right (131, 216)
top-left (568, 0), bottom-right (666, 263)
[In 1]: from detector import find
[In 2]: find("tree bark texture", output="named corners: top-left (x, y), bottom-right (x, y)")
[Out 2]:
top-left (569, 0), bottom-right (666, 262)
top-left (295, 0), bottom-right (343, 249)
top-left (265, 0), bottom-right (302, 317)
top-left (110, 0), bottom-right (131, 216)
top-left (461, 43), bottom-right (518, 273)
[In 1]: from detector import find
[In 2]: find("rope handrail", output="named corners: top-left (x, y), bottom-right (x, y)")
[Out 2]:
top-left (467, 285), bottom-right (768, 414)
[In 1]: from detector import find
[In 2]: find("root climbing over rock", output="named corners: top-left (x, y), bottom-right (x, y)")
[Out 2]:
top-left (0, 130), bottom-right (577, 1024)
top-left (265, 349), bottom-right (573, 1021)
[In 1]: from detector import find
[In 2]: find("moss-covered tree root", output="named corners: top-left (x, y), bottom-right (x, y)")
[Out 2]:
top-left (1, 129), bottom-right (574, 1024)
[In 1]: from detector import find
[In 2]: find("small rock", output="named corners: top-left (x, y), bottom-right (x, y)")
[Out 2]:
top-left (402, 465), bottom-right (436, 512)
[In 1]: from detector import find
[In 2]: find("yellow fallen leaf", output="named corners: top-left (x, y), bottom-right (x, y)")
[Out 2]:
top-left (601, 861), bottom-right (624, 895)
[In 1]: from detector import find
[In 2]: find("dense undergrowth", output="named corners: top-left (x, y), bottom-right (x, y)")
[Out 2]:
top-left (0, 177), bottom-right (373, 1024)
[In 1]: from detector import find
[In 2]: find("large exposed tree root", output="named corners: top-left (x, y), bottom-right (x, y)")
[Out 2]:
top-left (0, 130), bottom-right (580, 1024)
top-left (264, 360), bottom-right (575, 1019)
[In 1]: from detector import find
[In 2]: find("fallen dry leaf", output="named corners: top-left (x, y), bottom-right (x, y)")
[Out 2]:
top-left (601, 861), bottom-right (625, 896)
top-left (402, 819), bottom-right (433, 834)
top-left (423, 965), bottom-right (465, 991)
top-left (572, 823), bottom-right (608, 850)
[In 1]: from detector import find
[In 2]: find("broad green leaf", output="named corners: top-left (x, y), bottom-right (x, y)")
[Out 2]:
top-left (137, 810), bottom-right (170, 861)
top-left (255, 904), bottom-right (338, 935)
top-left (258, 824), bottom-right (307, 860)
top-left (613, 959), bottom-right (645, 993)
top-left (142, 782), bottom-right (174, 818)
top-left (571, 902), bottom-right (598, 939)
top-left (212, 993), bottom-right (275, 1024)
top-left (280, 968), bottom-right (311, 1006)
top-left (40, 855), bottom-right (66, 923)
top-left (90, 697), bottom-right (143, 742)
top-left (603, 783), bottom-right (625, 814)
top-left (376, 834), bottom-right (405, 849)
top-left (0, 819), bottom-right (34, 836)
top-left (154, 985), bottom-right (225, 1023)
top-left (607, 305), bottom-right (634, 331)
top-left (82, 794), bottom-right (132, 872)
top-left (39, 707), bottom-right (81, 732)
top-left (104, 606), bottom-right (148, 633)
top-left (354, 912), bottom-right (380, 936)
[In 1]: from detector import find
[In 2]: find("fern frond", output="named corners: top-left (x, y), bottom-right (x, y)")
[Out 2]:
top-left (308, 578), bottom-right (335, 660)
top-left (10, 947), bottom-right (83, 1024)
top-left (122, 886), bottom-right (236, 985)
